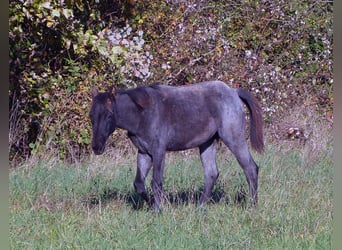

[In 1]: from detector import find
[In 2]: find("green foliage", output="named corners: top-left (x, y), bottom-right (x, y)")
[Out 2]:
top-left (135, 0), bottom-right (333, 120)
top-left (9, 0), bottom-right (153, 163)
top-left (9, 0), bottom-right (333, 163)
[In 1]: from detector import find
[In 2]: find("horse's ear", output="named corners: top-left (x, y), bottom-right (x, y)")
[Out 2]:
top-left (107, 85), bottom-right (116, 97)
top-left (91, 87), bottom-right (99, 98)
top-left (105, 98), bottom-right (114, 113)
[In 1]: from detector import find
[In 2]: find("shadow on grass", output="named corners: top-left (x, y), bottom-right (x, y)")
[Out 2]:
top-left (81, 185), bottom-right (248, 210)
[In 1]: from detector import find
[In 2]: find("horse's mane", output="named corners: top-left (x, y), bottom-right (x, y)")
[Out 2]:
top-left (117, 82), bottom-right (163, 95)
top-left (116, 83), bottom-right (164, 109)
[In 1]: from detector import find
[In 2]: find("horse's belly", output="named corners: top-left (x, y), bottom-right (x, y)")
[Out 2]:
top-left (166, 121), bottom-right (217, 151)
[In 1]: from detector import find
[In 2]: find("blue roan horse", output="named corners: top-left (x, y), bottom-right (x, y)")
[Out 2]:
top-left (90, 81), bottom-right (264, 212)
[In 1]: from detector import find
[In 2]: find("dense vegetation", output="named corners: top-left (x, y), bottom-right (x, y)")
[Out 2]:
top-left (9, 0), bottom-right (333, 164)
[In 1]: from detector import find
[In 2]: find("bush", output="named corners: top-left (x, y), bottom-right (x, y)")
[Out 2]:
top-left (9, 0), bottom-right (333, 165)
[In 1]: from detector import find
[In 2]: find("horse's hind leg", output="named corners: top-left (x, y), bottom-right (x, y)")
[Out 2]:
top-left (134, 152), bottom-right (152, 205)
top-left (236, 150), bottom-right (259, 207)
top-left (199, 139), bottom-right (219, 206)
top-left (228, 144), bottom-right (258, 206)
top-left (219, 130), bottom-right (259, 207)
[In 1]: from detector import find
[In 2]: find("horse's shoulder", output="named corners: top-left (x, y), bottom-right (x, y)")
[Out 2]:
top-left (118, 86), bottom-right (150, 109)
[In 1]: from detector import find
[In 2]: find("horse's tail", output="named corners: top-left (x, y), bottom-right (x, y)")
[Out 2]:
top-left (237, 88), bottom-right (264, 153)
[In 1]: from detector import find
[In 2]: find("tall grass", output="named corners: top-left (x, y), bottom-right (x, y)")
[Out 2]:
top-left (10, 139), bottom-right (333, 249)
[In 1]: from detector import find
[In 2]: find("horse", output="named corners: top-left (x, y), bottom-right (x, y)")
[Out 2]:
top-left (89, 81), bottom-right (264, 212)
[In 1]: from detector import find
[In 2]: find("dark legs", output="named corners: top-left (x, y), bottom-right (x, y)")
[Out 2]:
top-left (151, 154), bottom-right (166, 212)
top-left (230, 145), bottom-right (259, 207)
top-left (134, 152), bottom-right (152, 204)
top-left (219, 129), bottom-right (259, 207)
top-left (199, 139), bottom-right (219, 206)
top-left (134, 135), bottom-right (259, 211)
top-left (133, 151), bottom-right (166, 212)
top-left (199, 133), bottom-right (259, 208)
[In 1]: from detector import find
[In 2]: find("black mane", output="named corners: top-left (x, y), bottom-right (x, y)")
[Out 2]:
top-left (117, 82), bottom-right (163, 95)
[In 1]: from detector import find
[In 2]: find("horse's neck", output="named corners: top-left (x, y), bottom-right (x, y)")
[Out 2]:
top-left (115, 94), bottom-right (141, 133)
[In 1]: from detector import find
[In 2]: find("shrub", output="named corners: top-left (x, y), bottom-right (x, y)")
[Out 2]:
top-left (9, 0), bottom-right (333, 164)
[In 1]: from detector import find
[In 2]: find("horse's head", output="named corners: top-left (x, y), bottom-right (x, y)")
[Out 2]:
top-left (89, 87), bottom-right (117, 155)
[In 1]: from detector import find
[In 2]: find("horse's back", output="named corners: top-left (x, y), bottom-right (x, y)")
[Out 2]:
top-left (154, 80), bottom-right (237, 102)
top-left (150, 81), bottom-right (243, 121)
top-left (156, 80), bottom-right (231, 93)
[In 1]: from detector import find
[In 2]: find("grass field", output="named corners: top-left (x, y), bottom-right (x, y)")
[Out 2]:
top-left (10, 141), bottom-right (333, 249)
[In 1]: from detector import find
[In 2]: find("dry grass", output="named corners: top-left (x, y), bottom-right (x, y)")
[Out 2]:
top-left (266, 104), bottom-right (333, 164)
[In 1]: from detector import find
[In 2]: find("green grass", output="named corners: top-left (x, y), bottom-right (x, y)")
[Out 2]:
top-left (10, 144), bottom-right (333, 249)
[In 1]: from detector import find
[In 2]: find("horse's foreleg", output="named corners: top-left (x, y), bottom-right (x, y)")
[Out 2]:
top-left (199, 139), bottom-right (219, 206)
top-left (151, 152), bottom-right (166, 212)
top-left (134, 152), bottom-right (152, 205)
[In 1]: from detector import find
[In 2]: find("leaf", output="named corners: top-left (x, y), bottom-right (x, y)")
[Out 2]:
top-left (22, 7), bottom-right (31, 19)
top-left (62, 9), bottom-right (73, 19)
top-left (111, 46), bottom-right (124, 55)
top-left (63, 38), bottom-right (71, 49)
top-left (46, 21), bottom-right (54, 28)
top-left (40, 2), bottom-right (52, 10)
top-left (52, 9), bottom-right (60, 18)
top-left (75, 0), bottom-right (84, 11)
